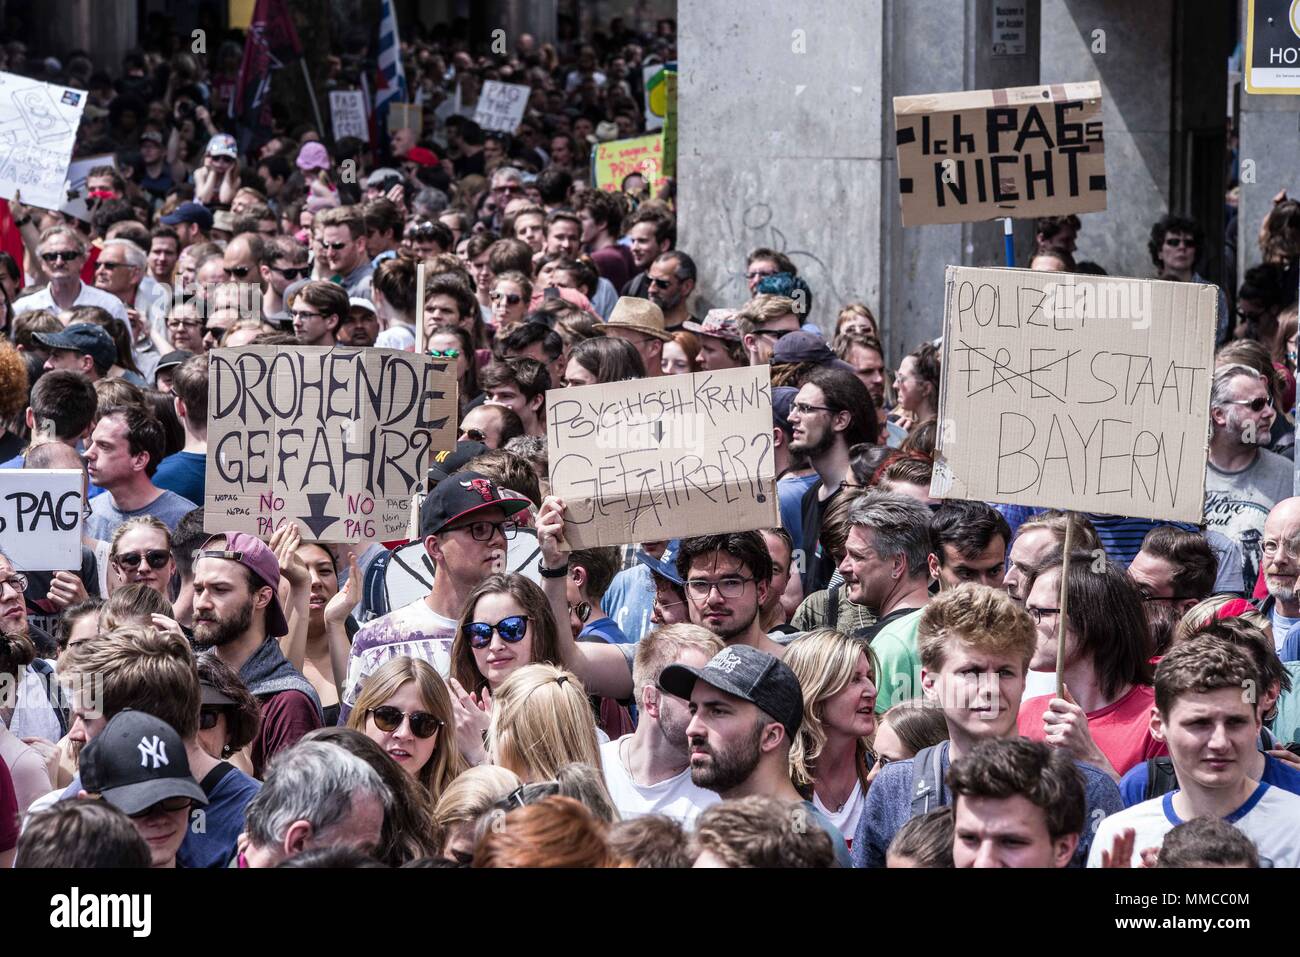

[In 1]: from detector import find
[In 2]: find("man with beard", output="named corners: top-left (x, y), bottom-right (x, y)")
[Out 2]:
top-left (787, 367), bottom-right (877, 593)
top-left (676, 532), bottom-right (786, 658)
top-left (600, 623), bottom-right (723, 825)
top-left (1204, 364), bottom-right (1291, 589)
top-left (192, 533), bottom-right (323, 777)
top-left (645, 251), bottom-right (696, 332)
top-left (658, 644), bottom-right (852, 865)
top-left (1128, 526), bottom-right (1216, 655)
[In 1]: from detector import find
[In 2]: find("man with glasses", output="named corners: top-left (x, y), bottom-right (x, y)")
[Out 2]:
top-left (262, 236), bottom-right (310, 322)
top-left (14, 225), bottom-right (130, 330)
top-left (788, 366), bottom-right (878, 592)
top-left (315, 206), bottom-right (373, 297)
top-left (1205, 364), bottom-right (1292, 589)
top-left (221, 232), bottom-right (270, 298)
top-left (645, 251), bottom-right (697, 332)
top-left (458, 403), bottom-right (524, 450)
top-left (1256, 499), bottom-right (1300, 653)
top-left (340, 470), bottom-right (531, 723)
top-left (290, 280), bottom-right (349, 347)
top-left (1128, 526), bottom-right (1216, 654)
top-left (852, 584), bottom-right (1122, 867)
top-left (744, 248), bottom-right (796, 297)
top-left (1147, 213), bottom-right (1231, 345)
top-left (674, 532), bottom-right (786, 658)
top-left (736, 294), bottom-right (802, 367)
top-left (165, 298), bottom-right (209, 354)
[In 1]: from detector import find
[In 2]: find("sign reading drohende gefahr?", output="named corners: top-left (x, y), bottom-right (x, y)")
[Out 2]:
top-left (931, 266), bottom-right (1216, 524)
top-left (204, 346), bottom-right (457, 543)
top-left (893, 81), bottom-right (1105, 226)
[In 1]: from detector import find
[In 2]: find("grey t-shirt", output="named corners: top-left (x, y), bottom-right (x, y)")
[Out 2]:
top-left (1204, 449), bottom-right (1293, 588)
top-left (85, 488), bottom-right (197, 541)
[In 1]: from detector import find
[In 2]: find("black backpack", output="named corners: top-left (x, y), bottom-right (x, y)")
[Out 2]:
top-left (1141, 756), bottom-right (1179, 800)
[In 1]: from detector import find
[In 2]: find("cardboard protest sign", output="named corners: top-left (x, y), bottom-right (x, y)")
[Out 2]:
top-left (204, 346), bottom-right (458, 543)
top-left (59, 153), bottom-right (115, 222)
top-left (547, 366), bottom-right (778, 548)
top-left (386, 102), bottom-right (422, 136)
top-left (473, 80), bottom-right (530, 133)
top-left (0, 470), bottom-right (82, 570)
top-left (893, 82), bottom-right (1105, 226)
top-left (931, 266), bottom-right (1215, 523)
top-left (1245, 0), bottom-right (1300, 94)
top-left (0, 71), bottom-right (89, 210)
top-left (329, 90), bottom-right (369, 142)
top-left (592, 133), bottom-right (667, 195)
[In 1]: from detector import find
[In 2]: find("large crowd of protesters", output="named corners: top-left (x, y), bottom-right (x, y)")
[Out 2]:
top-left (0, 12), bottom-right (1299, 870)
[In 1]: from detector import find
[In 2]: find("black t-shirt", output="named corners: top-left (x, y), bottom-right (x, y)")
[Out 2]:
top-left (24, 545), bottom-right (101, 640)
top-left (799, 480), bottom-right (840, 594)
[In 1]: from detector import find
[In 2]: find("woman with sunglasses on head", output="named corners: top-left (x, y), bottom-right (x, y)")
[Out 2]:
top-left (107, 516), bottom-right (175, 599)
top-left (785, 629), bottom-right (878, 845)
top-left (348, 656), bottom-right (467, 801)
top-left (428, 322), bottom-right (482, 417)
top-left (448, 572), bottom-right (563, 765)
top-left (490, 271), bottom-right (533, 340)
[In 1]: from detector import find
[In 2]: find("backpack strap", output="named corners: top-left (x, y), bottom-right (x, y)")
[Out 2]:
top-left (826, 581), bottom-right (841, 630)
top-left (909, 743), bottom-right (947, 817)
top-left (1143, 756), bottom-right (1179, 801)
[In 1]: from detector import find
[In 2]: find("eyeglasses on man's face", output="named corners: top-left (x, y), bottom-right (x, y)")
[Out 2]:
top-left (685, 576), bottom-right (753, 600)
top-left (445, 520), bottom-right (517, 542)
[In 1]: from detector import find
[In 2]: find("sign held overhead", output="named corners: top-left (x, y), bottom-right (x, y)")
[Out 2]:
top-left (547, 366), bottom-right (779, 548)
top-left (0, 469), bottom-right (82, 570)
top-left (931, 266), bottom-right (1215, 523)
top-left (204, 346), bottom-right (458, 543)
top-left (893, 81), bottom-right (1105, 226)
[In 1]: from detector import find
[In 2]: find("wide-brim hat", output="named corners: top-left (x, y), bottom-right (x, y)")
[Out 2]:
top-left (605, 296), bottom-right (673, 341)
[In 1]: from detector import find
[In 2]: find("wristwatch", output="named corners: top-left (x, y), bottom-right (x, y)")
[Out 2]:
top-left (538, 559), bottom-right (570, 578)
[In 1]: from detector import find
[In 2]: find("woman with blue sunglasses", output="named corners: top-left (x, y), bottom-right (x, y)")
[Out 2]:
top-left (448, 573), bottom-right (562, 765)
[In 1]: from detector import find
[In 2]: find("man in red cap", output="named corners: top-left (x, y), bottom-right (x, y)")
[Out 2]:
top-left (192, 532), bottom-right (323, 775)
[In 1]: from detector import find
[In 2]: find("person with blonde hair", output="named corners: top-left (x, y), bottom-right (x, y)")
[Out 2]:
top-left (784, 629), bottom-right (878, 842)
top-left (348, 656), bottom-right (467, 801)
top-left (447, 572), bottom-right (562, 764)
top-left (107, 515), bottom-right (175, 599)
top-left (852, 584), bottom-right (1123, 867)
top-left (600, 623), bottom-right (723, 824)
top-left (432, 765), bottom-right (522, 864)
top-left (487, 662), bottom-right (601, 783)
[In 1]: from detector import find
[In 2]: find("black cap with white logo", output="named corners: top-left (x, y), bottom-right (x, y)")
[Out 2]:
top-left (79, 710), bottom-right (208, 815)
top-left (659, 645), bottom-right (805, 740)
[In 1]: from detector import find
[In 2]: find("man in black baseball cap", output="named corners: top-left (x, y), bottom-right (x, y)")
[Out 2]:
top-left (659, 645), bottom-right (852, 865)
top-left (153, 349), bottom-right (193, 393)
top-left (35, 322), bottom-right (118, 382)
top-left (78, 710), bottom-right (208, 869)
top-left (339, 471), bottom-right (531, 722)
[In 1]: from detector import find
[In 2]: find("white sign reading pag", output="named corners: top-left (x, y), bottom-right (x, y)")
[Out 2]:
top-left (474, 80), bottom-right (529, 133)
top-left (0, 72), bottom-right (89, 210)
top-left (330, 90), bottom-right (369, 142)
top-left (0, 470), bottom-right (82, 570)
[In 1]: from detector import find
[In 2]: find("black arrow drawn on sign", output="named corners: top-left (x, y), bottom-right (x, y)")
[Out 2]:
top-left (297, 492), bottom-right (339, 537)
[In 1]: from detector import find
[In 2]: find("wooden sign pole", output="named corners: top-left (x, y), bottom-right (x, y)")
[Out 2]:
top-left (415, 261), bottom-right (426, 354)
top-left (1055, 512), bottom-right (1074, 699)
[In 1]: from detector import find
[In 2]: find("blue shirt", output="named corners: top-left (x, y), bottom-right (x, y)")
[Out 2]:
top-left (579, 615), bottom-right (630, 645)
top-left (603, 566), bottom-right (657, 646)
top-left (178, 763), bottom-right (261, 869)
top-left (1281, 623), bottom-right (1300, 662)
top-left (778, 472), bottom-right (818, 551)
top-left (152, 450), bottom-right (206, 507)
top-left (2, 454), bottom-right (106, 498)
top-left (1119, 751), bottom-right (1300, 806)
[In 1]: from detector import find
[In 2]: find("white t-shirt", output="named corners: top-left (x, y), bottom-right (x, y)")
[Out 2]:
top-left (1087, 782), bottom-right (1300, 867)
top-left (600, 735), bottom-right (719, 827)
top-left (341, 598), bottom-right (457, 723)
top-left (812, 779), bottom-right (866, 847)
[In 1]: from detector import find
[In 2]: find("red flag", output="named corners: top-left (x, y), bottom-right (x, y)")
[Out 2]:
top-left (232, 0), bottom-right (304, 147)
top-left (0, 200), bottom-right (26, 288)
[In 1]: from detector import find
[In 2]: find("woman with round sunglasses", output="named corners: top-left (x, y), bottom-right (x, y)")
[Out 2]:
top-left (107, 516), bottom-right (175, 599)
top-left (785, 629), bottom-right (879, 842)
top-left (348, 656), bottom-right (467, 801)
top-left (490, 271), bottom-right (532, 338)
top-left (448, 573), bottom-right (562, 764)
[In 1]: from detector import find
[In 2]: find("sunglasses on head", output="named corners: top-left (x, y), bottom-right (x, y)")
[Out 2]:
top-left (368, 705), bottom-right (443, 738)
top-left (114, 549), bottom-right (171, 570)
top-left (462, 615), bottom-right (530, 649)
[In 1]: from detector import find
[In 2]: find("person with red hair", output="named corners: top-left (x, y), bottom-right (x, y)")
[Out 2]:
top-left (472, 796), bottom-right (614, 868)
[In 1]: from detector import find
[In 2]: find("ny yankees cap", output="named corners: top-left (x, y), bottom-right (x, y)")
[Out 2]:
top-left (79, 710), bottom-right (208, 816)
top-left (659, 645), bottom-right (805, 740)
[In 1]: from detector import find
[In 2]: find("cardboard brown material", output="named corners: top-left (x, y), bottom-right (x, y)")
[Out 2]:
top-left (204, 346), bottom-right (457, 543)
top-left (546, 366), bottom-right (779, 548)
top-left (894, 81), bottom-right (1106, 226)
top-left (931, 266), bottom-right (1215, 523)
